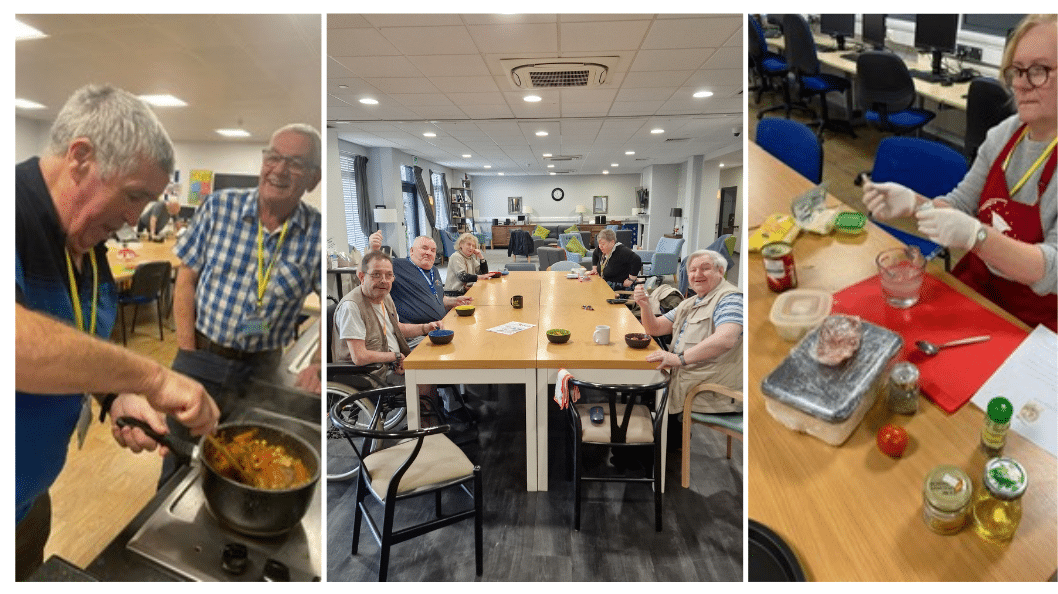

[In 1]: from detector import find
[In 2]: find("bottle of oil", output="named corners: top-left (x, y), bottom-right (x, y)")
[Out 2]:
top-left (972, 457), bottom-right (1028, 543)
top-left (980, 396), bottom-right (1013, 454)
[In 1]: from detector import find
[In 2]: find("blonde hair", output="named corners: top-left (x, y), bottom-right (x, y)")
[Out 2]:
top-left (1000, 14), bottom-right (1058, 89)
top-left (456, 232), bottom-right (479, 251)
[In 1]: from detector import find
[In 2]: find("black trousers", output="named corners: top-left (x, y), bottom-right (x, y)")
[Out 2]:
top-left (15, 491), bottom-right (51, 581)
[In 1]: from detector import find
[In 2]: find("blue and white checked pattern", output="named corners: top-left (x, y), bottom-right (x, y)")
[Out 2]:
top-left (175, 188), bottom-right (321, 352)
top-left (665, 292), bottom-right (744, 350)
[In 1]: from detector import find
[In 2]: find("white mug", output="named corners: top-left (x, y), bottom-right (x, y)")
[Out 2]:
top-left (593, 325), bottom-right (610, 345)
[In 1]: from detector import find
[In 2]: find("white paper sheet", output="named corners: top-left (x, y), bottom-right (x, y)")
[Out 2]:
top-left (487, 321), bottom-right (536, 336)
top-left (971, 324), bottom-right (1057, 457)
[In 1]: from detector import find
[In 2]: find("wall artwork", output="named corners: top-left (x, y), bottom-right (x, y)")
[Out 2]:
top-left (188, 169), bottom-right (213, 206)
top-left (508, 196), bottom-right (522, 214)
top-left (593, 195), bottom-right (608, 214)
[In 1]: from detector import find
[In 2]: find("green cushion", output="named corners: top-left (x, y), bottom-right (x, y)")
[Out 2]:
top-left (533, 225), bottom-right (550, 239)
top-left (689, 412), bottom-right (743, 434)
top-left (564, 235), bottom-right (588, 256)
top-left (563, 224), bottom-right (580, 234)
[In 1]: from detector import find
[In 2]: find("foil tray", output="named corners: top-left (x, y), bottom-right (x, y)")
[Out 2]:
top-left (761, 320), bottom-right (903, 423)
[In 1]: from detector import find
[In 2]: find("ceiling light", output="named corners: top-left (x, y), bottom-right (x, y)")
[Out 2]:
top-left (423, 132), bottom-right (436, 137)
top-left (536, 131), bottom-right (548, 136)
top-left (611, 163), bottom-right (618, 167)
top-left (549, 172), bottom-right (556, 175)
top-left (138, 94), bottom-right (187, 107)
top-left (625, 151), bottom-right (635, 155)
top-left (216, 129), bottom-right (250, 138)
top-left (484, 165), bottom-right (492, 169)
top-left (524, 95), bottom-right (542, 102)
top-left (338, 84), bottom-right (348, 89)
top-left (603, 170), bottom-right (609, 175)
top-left (15, 20), bottom-right (47, 41)
top-left (651, 128), bottom-right (664, 134)
top-left (498, 172), bottom-right (505, 176)
top-left (547, 164), bottom-right (554, 168)
top-left (462, 154), bottom-right (472, 158)
top-left (693, 90), bottom-right (714, 98)
top-left (359, 98), bottom-right (378, 105)
top-left (542, 153), bottom-right (552, 157)
top-left (719, 163), bottom-right (725, 167)
top-left (15, 98), bottom-right (45, 110)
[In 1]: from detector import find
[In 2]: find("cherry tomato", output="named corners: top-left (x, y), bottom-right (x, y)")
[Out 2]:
top-left (877, 424), bottom-right (909, 458)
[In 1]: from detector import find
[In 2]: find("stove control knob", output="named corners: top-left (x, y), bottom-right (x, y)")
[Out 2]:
top-left (221, 543), bottom-right (249, 575)
top-left (262, 558), bottom-right (290, 582)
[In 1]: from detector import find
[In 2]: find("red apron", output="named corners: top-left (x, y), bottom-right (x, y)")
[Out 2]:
top-left (951, 123), bottom-right (1057, 331)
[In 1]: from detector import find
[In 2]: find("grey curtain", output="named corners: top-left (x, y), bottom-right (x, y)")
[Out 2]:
top-left (353, 155), bottom-right (371, 235)
top-left (439, 172), bottom-right (451, 229)
top-left (413, 166), bottom-right (436, 228)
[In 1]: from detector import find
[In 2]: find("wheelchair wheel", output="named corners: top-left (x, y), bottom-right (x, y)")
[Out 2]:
top-left (325, 382), bottom-right (406, 481)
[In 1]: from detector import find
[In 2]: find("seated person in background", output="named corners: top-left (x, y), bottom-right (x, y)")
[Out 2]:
top-left (862, 13), bottom-right (1056, 331)
top-left (634, 249), bottom-right (742, 438)
top-left (590, 228), bottom-right (642, 290)
top-left (333, 251), bottom-right (441, 393)
top-left (137, 198), bottom-right (181, 240)
top-left (368, 230), bottom-right (471, 346)
top-left (444, 232), bottom-right (490, 296)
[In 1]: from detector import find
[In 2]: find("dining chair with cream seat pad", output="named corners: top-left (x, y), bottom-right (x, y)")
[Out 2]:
top-left (681, 383), bottom-right (743, 489)
top-left (330, 385), bottom-right (483, 581)
top-left (567, 377), bottom-right (670, 532)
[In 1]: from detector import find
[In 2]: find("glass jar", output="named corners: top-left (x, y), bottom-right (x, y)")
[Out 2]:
top-left (887, 362), bottom-right (920, 414)
top-left (980, 396), bottom-right (1013, 453)
top-left (972, 457), bottom-right (1028, 543)
top-left (922, 464), bottom-right (973, 535)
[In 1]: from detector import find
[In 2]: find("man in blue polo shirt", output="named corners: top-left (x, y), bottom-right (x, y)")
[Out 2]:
top-left (15, 84), bottom-right (219, 580)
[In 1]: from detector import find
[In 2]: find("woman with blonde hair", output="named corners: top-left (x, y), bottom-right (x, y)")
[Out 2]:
top-left (444, 232), bottom-right (490, 296)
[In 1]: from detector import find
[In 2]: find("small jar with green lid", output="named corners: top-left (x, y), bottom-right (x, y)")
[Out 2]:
top-left (922, 464), bottom-right (973, 535)
top-left (980, 396), bottom-right (1013, 453)
top-left (972, 457), bottom-right (1028, 543)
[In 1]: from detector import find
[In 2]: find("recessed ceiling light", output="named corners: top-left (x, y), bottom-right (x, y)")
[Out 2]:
top-left (498, 172), bottom-right (505, 176)
top-left (719, 163), bottom-right (725, 167)
top-left (15, 20), bottom-right (47, 41)
top-left (338, 84), bottom-right (348, 89)
top-left (524, 95), bottom-right (542, 102)
top-left (536, 131), bottom-right (548, 136)
top-left (216, 129), bottom-right (250, 138)
top-left (549, 172), bottom-right (556, 175)
top-left (547, 164), bottom-right (555, 168)
top-left (603, 170), bottom-right (610, 175)
top-left (15, 98), bottom-right (45, 110)
top-left (484, 165), bottom-right (492, 169)
top-left (359, 98), bottom-right (378, 105)
top-left (542, 153), bottom-right (552, 157)
top-left (611, 163), bottom-right (618, 167)
top-left (625, 151), bottom-right (635, 155)
top-left (651, 128), bottom-right (664, 134)
top-left (693, 90), bottom-right (714, 98)
top-left (139, 94), bottom-right (187, 107)
top-left (423, 132), bottom-right (436, 137)
top-left (462, 154), bottom-right (472, 158)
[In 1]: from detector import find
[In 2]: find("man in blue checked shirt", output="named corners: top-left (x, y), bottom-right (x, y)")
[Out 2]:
top-left (166, 124), bottom-right (322, 475)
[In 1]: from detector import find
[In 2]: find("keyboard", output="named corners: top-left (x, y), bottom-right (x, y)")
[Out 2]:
top-left (908, 68), bottom-right (949, 84)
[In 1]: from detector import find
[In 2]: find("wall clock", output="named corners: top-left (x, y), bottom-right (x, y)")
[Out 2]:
top-left (551, 187), bottom-right (564, 201)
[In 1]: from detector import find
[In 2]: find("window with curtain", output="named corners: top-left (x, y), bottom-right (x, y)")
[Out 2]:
top-left (431, 172), bottom-right (451, 230)
top-left (339, 150), bottom-right (368, 253)
top-left (401, 166), bottom-right (430, 248)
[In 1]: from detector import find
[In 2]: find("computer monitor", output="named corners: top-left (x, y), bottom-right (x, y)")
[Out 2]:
top-left (862, 14), bottom-right (887, 50)
top-left (914, 14), bottom-right (959, 77)
top-left (820, 14), bottom-right (855, 51)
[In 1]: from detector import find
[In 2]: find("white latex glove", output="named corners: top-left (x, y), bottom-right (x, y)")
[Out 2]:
top-left (916, 207), bottom-right (982, 250)
top-left (863, 180), bottom-right (917, 220)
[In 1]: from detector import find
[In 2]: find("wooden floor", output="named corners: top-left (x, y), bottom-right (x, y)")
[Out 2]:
top-left (325, 384), bottom-right (744, 582)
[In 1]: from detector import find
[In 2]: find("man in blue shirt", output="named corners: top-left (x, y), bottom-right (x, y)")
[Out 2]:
top-left (15, 84), bottom-right (219, 580)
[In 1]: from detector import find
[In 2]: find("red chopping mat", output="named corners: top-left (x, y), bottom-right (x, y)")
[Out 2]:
top-left (830, 273), bottom-right (1027, 413)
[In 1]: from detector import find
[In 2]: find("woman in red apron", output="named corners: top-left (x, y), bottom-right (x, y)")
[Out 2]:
top-left (864, 15), bottom-right (1057, 331)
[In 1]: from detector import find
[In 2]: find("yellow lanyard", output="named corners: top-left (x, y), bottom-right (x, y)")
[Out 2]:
top-left (64, 249), bottom-right (98, 335)
top-left (1003, 127), bottom-right (1058, 199)
top-left (256, 219), bottom-right (289, 308)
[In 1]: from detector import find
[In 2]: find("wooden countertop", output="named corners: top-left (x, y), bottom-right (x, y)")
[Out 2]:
top-left (747, 141), bottom-right (1057, 581)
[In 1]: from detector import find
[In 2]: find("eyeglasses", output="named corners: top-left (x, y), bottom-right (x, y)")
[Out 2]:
top-left (261, 149), bottom-right (313, 174)
top-left (366, 272), bottom-right (395, 281)
top-left (1002, 64), bottom-right (1053, 89)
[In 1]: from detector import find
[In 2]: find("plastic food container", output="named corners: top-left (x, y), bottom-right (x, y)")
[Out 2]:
top-left (761, 320), bottom-right (903, 445)
top-left (834, 211), bottom-right (867, 235)
top-left (769, 289), bottom-right (833, 341)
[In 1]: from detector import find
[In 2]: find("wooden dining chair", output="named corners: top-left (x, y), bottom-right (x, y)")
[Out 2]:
top-left (682, 383), bottom-right (743, 489)
top-left (330, 385), bottom-right (484, 582)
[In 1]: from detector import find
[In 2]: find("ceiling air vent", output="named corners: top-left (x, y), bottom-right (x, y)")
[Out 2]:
top-left (501, 57), bottom-right (619, 90)
top-left (545, 155), bottom-right (582, 162)
top-left (664, 137), bottom-right (691, 143)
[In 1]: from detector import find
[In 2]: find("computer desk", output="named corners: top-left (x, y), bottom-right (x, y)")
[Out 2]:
top-left (771, 33), bottom-right (970, 112)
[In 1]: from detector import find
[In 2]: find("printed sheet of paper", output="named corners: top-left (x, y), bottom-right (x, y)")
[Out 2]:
top-left (487, 321), bottom-right (536, 336)
top-left (972, 324), bottom-right (1057, 457)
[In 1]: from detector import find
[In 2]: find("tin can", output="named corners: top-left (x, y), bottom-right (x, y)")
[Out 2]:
top-left (762, 242), bottom-right (797, 292)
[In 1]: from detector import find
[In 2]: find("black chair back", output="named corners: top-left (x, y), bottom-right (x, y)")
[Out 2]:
top-left (782, 14), bottom-right (820, 75)
top-left (966, 77), bottom-right (1014, 163)
top-left (856, 51), bottom-right (916, 119)
top-left (128, 261), bottom-right (171, 299)
top-left (748, 15), bottom-right (767, 63)
top-left (567, 379), bottom-right (670, 444)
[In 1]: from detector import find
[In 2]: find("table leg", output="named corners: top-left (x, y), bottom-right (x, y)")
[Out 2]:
top-left (535, 368), bottom-right (549, 491)
top-left (405, 369), bottom-right (420, 430)
top-left (523, 368), bottom-right (539, 491)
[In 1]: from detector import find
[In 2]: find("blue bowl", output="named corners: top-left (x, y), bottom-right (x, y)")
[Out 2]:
top-left (428, 329), bottom-right (455, 345)
top-left (502, 269), bottom-right (510, 275)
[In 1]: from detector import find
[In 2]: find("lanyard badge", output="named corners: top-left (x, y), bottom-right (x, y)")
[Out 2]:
top-left (241, 220), bottom-right (289, 338)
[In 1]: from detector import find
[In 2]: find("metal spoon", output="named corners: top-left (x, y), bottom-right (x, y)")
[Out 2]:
top-left (916, 335), bottom-right (991, 356)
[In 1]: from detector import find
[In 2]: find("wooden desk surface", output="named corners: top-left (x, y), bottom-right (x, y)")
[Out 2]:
top-left (105, 239), bottom-right (181, 283)
top-left (747, 142), bottom-right (1057, 581)
top-left (770, 33), bottom-right (970, 111)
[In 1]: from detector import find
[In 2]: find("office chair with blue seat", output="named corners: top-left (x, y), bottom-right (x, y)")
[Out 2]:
top-left (782, 14), bottom-right (855, 140)
top-left (749, 15), bottom-right (809, 120)
top-left (855, 51), bottom-right (936, 136)
top-left (861, 136), bottom-right (970, 271)
top-left (965, 77), bottom-right (1014, 164)
top-left (756, 118), bottom-right (823, 184)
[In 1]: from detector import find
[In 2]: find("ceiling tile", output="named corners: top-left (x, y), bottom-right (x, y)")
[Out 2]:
top-left (333, 55), bottom-right (422, 78)
top-left (641, 16), bottom-right (742, 49)
top-left (468, 23), bottom-right (559, 54)
top-left (406, 54), bottom-right (492, 77)
top-left (431, 76), bottom-right (502, 94)
top-left (559, 20), bottom-right (652, 52)
top-left (328, 28), bottom-right (402, 57)
top-left (380, 26), bottom-right (480, 56)
top-left (629, 48), bottom-right (714, 72)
